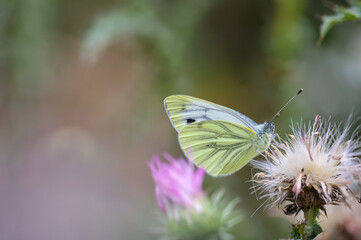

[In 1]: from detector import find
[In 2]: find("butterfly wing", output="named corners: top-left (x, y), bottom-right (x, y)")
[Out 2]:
top-left (179, 120), bottom-right (262, 176)
top-left (164, 95), bottom-right (259, 133)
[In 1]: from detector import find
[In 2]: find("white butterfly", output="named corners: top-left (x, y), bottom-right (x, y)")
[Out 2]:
top-left (164, 90), bottom-right (302, 176)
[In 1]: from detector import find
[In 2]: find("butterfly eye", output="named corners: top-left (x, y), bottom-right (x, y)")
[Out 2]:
top-left (264, 122), bottom-right (275, 133)
top-left (270, 123), bottom-right (275, 133)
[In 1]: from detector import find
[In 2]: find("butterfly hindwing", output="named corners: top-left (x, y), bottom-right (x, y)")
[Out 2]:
top-left (179, 120), bottom-right (259, 176)
top-left (164, 95), bottom-right (259, 133)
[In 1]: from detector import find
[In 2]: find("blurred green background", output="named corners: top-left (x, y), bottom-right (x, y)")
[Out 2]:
top-left (1, 0), bottom-right (361, 239)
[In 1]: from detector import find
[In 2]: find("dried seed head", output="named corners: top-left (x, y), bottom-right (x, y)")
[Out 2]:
top-left (252, 115), bottom-right (361, 216)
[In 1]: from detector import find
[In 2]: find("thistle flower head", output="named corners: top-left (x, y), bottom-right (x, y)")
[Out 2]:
top-left (253, 115), bottom-right (361, 216)
top-left (149, 153), bottom-right (242, 240)
top-left (149, 153), bottom-right (206, 216)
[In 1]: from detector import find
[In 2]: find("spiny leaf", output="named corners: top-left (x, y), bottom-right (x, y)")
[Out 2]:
top-left (319, 0), bottom-right (361, 43)
top-left (154, 190), bottom-right (243, 240)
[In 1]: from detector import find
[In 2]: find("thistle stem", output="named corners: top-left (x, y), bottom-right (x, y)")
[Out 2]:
top-left (300, 207), bottom-right (321, 240)
top-left (290, 207), bottom-right (322, 239)
top-left (305, 207), bottom-right (318, 226)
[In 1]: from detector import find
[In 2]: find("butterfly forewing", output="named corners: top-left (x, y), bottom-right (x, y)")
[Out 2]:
top-left (164, 95), bottom-right (259, 133)
top-left (179, 120), bottom-right (259, 176)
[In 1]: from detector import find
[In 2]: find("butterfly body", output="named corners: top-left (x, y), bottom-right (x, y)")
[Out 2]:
top-left (256, 122), bottom-right (275, 149)
top-left (164, 95), bottom-right (275, 176)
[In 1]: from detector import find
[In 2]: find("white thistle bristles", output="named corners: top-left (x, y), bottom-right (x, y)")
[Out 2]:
top-left (252, 115), bottom-right (361, 216)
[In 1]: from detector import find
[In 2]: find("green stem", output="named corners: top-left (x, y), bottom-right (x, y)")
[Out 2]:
top-left (305, 207), bottom-right (318, 226)
top-left (290, 207), bottom-right (322, 240)
top-left (300, 207), bottom-right (321, 240)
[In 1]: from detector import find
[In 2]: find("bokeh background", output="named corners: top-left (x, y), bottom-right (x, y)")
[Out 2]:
top-left (1, 0), bottom-right (361, 239)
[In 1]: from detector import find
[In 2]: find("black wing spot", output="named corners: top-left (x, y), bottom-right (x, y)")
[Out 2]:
top-left (186, 118), bottom-right (196, 124)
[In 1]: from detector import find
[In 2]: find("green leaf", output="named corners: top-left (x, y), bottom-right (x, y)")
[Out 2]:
top-left (319, 1), bottom-right (361, 43)
top-left (290, 222), bottom-right (323, 240)
top-left (81, 3), bottom-right (161, 61)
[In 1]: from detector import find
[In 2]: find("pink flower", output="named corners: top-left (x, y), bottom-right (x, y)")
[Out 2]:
top-left (148, 153), bottom-right (206, 214)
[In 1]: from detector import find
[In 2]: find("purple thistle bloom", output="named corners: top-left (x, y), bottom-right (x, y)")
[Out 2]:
top-left (148, 153), bottom-right (206, 214)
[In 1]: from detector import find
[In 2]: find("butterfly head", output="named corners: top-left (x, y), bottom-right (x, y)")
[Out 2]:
top-left (264, 121), bottom-right (275, 134)
top-left (255, 122), bottom-right (275, 151)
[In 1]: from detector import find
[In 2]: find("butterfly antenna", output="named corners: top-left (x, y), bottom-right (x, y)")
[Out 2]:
top-left (269, 89), bottom-right (303, 123)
